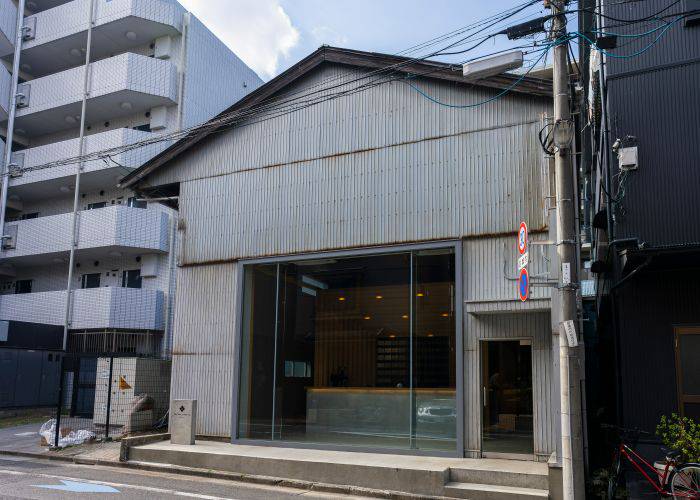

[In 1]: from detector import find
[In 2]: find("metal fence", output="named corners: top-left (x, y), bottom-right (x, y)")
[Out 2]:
top-left (50, 354), bottom-right (171, 447)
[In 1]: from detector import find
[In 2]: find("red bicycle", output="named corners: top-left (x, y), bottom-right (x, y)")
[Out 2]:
top-left (607, 426), bottom-right (700, 499)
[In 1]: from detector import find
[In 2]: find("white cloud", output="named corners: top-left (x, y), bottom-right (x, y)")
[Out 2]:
top-left (178, 0), bottom-right (300, 80)
top-left (311, 26), bottom-right (349, 47)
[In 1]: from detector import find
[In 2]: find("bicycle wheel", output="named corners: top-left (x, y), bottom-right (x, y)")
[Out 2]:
top-left (671, 464), bottom-right (700, 499)
top-left (608, 450), bottom-right (622, 499)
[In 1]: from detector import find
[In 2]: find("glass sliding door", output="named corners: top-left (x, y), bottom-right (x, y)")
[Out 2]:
top-left (237, 248), bottom-right (457, 453)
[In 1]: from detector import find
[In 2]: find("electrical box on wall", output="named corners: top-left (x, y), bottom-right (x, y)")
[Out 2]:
top-left (150, 106), bottom-right (168, 131)
top-left (154, 36), bottom-right (173, 59)
top-left (140, 255), bottom-right (159, 277)
top-left (618, 146), bottom-right (638, 171)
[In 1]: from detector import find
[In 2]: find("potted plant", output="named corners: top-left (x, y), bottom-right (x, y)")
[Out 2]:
top-left (654, 414), bottom-right (700, 481)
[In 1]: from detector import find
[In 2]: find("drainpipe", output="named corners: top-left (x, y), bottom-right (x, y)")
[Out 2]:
top-left (62, 0), bottom-right (95, 351)
top-left (0, 0), bottom-right (27, 247)
top-left (176, 12), bottom-right (190, 132)
top-left (161, 212), bottom-right (177, 358)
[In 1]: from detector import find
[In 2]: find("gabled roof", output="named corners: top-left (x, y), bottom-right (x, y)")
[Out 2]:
top-left (120, 45), bottom-right (552, 189)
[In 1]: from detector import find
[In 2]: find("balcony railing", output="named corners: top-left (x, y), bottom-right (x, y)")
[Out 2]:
top-left (9, 128), bottom-right (170, 187)
top-left (15, 53), bottom-right (178, 137)
top-left (2, 205), bottom-right (169, 261)
top-left (0, 0), bottom-right (17, 57)
top-left (0, 287), bottom-right (165, 330)
top-left (20, 0), bottom-right (182, 77)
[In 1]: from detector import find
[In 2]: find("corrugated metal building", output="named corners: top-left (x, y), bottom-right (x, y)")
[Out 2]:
top-left (122, 47), bottom-right (558, 461)
top-left (580, 0), bottom-right (700, 486)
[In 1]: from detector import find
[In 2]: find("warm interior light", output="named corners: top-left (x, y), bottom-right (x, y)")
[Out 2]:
top-left (338, 297), bottom-right (345, 301)
top-left (375, 295), bottom-right (383, 299)
top-left (441, 313), bottom-right (450, 317)
top-left (389, 334), bottom-right (396, 339)
top-left (427, 333), bottom-right (435, 337)
top-left (363, 316), bottom-right (371, 320)
top-left (416, 292), bottom-right (424, 297)
top-left (401, 314), bottom-right (408, 319)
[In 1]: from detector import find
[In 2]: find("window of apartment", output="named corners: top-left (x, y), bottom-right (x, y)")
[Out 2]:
top-left (81, 273), bottom-right (101, 289)
top-left (237, 248), bottom-right (457, 453)
top-left (675, 327), bottom-right (700, 420)
top-left (133, 124), bottom-right (152, 133)
top-left (122, 269), bottom-right (142, 289)
top-left (20, 213), bottom-right (39, 220)
top-left (14, 279), bottom-right (32, 294)
top-left (127, 197), bottom-right (147, 209)
top-left (86, 202), bottom-right (107, 210)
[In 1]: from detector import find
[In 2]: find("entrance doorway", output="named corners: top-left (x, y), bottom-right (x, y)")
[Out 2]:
top-left (481, 339), bottom-right (534, 457)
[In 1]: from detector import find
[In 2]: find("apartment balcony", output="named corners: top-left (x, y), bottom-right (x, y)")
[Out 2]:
top-left (0, 0), bottom-right (16, 57)
top-left (8, 128), bottom-right (170, 201)
top-left (0, 63), bottom-right (10, 120)
top-left (2, 205), bottom-right (169, 265)
top-left (0, 287), bottom-right (165, 330)
top-left (14, 52), bottom-right (178, 137)
top-left (14, 0), bottom-right (182, 77)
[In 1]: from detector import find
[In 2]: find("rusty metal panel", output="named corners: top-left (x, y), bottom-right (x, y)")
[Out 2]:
top-left (177, 117), bottom-right (548, 265)
top-left (146, 63), bottom-right (551, 188)
top-left (169, 262), bottom-right (238, 436)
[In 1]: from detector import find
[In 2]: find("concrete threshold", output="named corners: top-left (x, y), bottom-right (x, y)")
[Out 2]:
top-left (128, 440), bottom-right (549, 498)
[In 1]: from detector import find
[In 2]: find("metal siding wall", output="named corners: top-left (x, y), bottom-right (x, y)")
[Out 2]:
top-left (177, 119), bottom-right (547, 265)
top-left (147, 64), bottom-right (550, 188)
top-left (604, 0), bottom-right (700, 78)
top-left (169, 262), bottom-right (238, 436)
top-left (607, 62), bottom-right (700, 246)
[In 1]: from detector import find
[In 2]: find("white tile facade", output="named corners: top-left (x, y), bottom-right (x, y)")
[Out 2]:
top-left (0, 0), bottom-right (16, 57)
top-left (0, 0), bottom-right (262, 345)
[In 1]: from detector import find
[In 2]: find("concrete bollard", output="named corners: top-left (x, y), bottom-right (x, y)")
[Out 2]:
top-left (170, 399), bottom-right (196, 445)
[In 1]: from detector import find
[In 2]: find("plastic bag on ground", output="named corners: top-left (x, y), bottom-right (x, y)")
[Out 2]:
top-left (39, 419), bottom-right (96, 448)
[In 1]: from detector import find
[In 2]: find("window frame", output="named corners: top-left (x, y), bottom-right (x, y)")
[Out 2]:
top-left (674, 326), bottom-right (700, 419)
top-left (231, 240), bottom-right (463, 457)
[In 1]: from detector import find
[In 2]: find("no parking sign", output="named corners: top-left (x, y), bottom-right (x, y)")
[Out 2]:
top-left (517, 221), bottom-right (529, 301)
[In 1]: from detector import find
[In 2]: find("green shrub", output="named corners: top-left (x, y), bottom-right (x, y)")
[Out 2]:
top-left (656, 414), bottom-right (700, 463)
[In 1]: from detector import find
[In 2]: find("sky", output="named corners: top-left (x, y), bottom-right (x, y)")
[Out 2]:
top-left (177, 0), bottom-right (553, 81)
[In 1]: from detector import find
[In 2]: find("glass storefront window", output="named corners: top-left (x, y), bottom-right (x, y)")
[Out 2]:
top-left (237, 249), bottom-right (456, 453)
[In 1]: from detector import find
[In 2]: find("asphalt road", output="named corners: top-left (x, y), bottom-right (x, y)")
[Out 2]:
top-left (0, 455), bottom-right (374, 499)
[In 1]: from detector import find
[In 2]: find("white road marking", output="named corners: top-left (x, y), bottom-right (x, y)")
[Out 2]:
top-left (14, 432), bottom-right (37, 436)
top-left (0, 469), bottom-right (242, 499)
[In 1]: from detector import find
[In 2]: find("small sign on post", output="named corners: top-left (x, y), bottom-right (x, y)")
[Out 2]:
top-left (517, 221), bottom-right (529, 301)
top-left (563, 320), bottom-right (578, 347)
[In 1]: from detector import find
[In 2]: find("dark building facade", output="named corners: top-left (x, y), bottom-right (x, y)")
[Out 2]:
top-left (582, 0), bottom-right (700, 475)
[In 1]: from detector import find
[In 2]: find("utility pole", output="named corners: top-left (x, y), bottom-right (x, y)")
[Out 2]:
top-left (548, 1), bottom-right (586, 498)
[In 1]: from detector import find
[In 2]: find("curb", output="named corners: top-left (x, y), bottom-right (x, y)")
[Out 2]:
top-left (0, 449), bottom-right (448, 499)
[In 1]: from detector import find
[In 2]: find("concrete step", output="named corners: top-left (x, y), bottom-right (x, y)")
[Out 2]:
top-left (449, 464), bottom-right (548, 490)
top-left (444, 481), bottom-right (549, 500)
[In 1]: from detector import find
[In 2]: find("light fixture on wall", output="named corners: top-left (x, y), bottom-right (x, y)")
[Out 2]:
top-left (120, 101), bottom-right (132, 111)
top-left (65, 115), bottom-right (76, 124)
top-left (59, 186), bottom-right (71, 193)
top-left (125, 31), bottom-right (137, 41)
top-left (69, 48), bottom-right (82, 58)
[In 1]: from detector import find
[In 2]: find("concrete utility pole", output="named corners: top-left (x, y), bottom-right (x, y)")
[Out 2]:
top-left (548, 1), bottom-right (586, 498)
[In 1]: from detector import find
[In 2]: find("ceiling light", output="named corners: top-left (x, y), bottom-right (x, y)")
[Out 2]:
top-left (427, 333), bottom-right (434, 338)
top-left (65, 115), bottom-right (76, 124)
top-left (69, 48), bottom-right (82, 57)
top-left (402, 315), bottom-right (408, 319)
top-left (120, 101), bottom-right (132, 111)
top-left (59, 186), bottom-right (70, 193)
top-left (389, 334), bottom-right (396, 339)
top-left (441, 313), bottom-right (450, 317)
top-left (416, 292), bottom-right (424, 297)
top-left (125, 31), bottom-right (137, 41)
top-left (52, 257), bottom-right (64, 263)
top-left (363, 316), bottom-right (371, 320)
top-left (375, 295), bottom-right (383, 300)
top-left (338, 296), bottom-right (345, 301)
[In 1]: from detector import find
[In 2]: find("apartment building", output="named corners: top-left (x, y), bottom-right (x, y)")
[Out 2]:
top-left (0, 0), bottom-right (261, 406)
